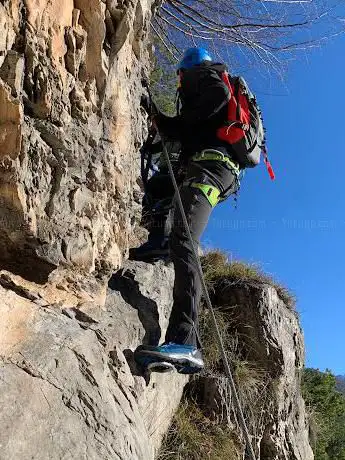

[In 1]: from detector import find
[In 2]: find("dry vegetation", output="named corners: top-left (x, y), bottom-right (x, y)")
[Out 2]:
top-left (158, 400), bottom-right (240, 460)
top-left (201, 249), bottom-right (296, 310)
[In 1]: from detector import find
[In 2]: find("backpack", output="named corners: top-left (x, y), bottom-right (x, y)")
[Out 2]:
top-left (217, 73), bottom-right (266, 170)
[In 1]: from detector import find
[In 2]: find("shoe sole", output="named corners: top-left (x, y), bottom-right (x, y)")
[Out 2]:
top-left (146, 361), bottom-right (202, 375)
top-left (147, 361), bottom-right (176, 373)
top-left (135, 349), bottom-right (204, 374)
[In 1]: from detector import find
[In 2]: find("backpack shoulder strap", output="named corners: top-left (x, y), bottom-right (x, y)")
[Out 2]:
top-left (233, 78), bottom-right (241, 120)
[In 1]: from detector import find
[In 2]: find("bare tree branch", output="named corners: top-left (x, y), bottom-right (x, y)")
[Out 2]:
top-left (154, 17), bottom-right (182, 51)
top-left (151, 0), bottom-right (345, 76)
top-left (171, 0), bottom-right (311, 29)
top-left (151, 21), bottom-right (179, 61)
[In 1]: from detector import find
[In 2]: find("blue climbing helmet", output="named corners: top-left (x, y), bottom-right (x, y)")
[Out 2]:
top-left (177, 47), bottom-right (212, 71)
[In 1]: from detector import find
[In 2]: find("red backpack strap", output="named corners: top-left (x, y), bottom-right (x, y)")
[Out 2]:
top-left (221, 72), bottom-right (238, 124)
top-left (233, 78), bottom-right (241, 120)
top-left (262, 145), bottom-right (276, 180)
top-left (217, 74), bottom-right (249, 144)
top-left (221, 71), bottom-right (232, 90)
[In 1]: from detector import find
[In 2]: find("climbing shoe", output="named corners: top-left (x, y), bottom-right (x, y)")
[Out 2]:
top-left (134, 342), bottom-right (204, 374)
top-left (129, 237), bottom-right (169, 262)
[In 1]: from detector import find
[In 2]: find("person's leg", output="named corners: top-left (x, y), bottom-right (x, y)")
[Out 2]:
top-left (142, 171), bottom-right (174, 236)
top-left (165, 185), bottom-right (211, 347)
top-left (129, 172), bottom-right (174, 260)
top-left (165, 160), bottom-right (238, 348)
top-left (134, 159), bottom-right (238, 373)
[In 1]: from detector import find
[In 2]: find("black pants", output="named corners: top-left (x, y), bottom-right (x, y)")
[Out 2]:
top-left (165, 159), bottom-right (238, 348)
top-left (142, 170), bottom-right (174, 239)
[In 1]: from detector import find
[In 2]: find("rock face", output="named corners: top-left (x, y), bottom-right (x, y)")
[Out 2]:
top-left (0, 0), bottom-right (152, 279)
top-left (199, 283), bottom-right (314, 460)
top-left (0, 2), bottom-right (188, 458)
top-left (0, 260), bottom-right (187, 460)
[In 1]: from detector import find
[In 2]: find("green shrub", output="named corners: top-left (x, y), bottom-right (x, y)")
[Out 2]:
top-left (303, 368), bottom-right (345, 460)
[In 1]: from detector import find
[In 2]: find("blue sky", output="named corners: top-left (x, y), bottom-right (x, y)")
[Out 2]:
top-left (202, 35), bottom-right (345, 375)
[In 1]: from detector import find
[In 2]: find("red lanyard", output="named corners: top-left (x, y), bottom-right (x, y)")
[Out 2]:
top-left (262, 146), bottom-right (275, 180)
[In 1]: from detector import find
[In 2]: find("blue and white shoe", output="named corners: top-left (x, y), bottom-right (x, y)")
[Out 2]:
top-left (134, 342), bottom-right (204, 374)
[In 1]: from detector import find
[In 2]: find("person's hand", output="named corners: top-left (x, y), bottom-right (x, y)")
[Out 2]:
top-left (150, 101), bottom-right (159, 118)
top-left (151, 114), bottom-right (158, 130)
top-left (140, 94), bottom-right (151, 114)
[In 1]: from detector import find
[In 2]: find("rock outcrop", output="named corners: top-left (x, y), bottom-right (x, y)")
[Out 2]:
top-left (0, 0), bottom-right (153, 280)
top-left (195, 281), bottom-right (314, 460)
top-left (0, 2), bottom-right (188, 458)
top-left (0, 260), bottom-right (187, 460)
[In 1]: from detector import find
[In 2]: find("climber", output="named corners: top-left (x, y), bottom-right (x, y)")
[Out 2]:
top-left (133, 47), bottom-right (262, 374)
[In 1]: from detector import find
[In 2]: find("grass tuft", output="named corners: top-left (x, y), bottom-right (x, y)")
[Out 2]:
top-left (201, 250), bottom-right (296, 310)
top-left (157, 400), bottom-right (240, 460)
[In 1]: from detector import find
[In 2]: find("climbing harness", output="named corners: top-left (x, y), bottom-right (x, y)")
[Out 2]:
top-left (192, 149), bottom-right (242, 207)
top-left (142, 79), bottom-right (258, 459)
top-left (192, 149), bottom-right (240, 174)
top-left (190, 182), bottom-right (221, 207)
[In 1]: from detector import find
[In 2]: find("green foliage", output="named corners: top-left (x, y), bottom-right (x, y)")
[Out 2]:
top-left (150, 40), bottom-right (177, 115)
top-left (303, 368), bottom-right (345, 460)
top-left (336, 376), bottom-right (345, 395)
top-left (150, 64), bottom-right (176, 115)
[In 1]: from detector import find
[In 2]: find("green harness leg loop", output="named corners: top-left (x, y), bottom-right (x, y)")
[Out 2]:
top-left (192, 149), bottom-right (240, 175)
top-left (190, 182), bottom-right (220, 207)
top-left (190, 149), bottom-right (240, 207)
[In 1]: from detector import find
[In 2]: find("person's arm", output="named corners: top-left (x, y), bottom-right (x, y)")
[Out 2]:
top-left (141, 92), bottom-right (181, 140)
top-left (153, 112), bottom-right (182, 140)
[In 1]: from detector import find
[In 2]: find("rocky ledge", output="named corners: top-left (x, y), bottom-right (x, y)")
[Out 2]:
top-left (0, 260), bottom-right (186, 460)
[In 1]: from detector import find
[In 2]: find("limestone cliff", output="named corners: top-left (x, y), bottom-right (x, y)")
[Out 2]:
top-left (0, 0), bottom-right (152, 282)
top-left (0, 1), bottom-right (313, 459)
top-left (195, 281), bottom-right (314, 460)
top-left (0, 259), bottom-right (313, 460)
top-left (0, 260), bottom-right (187, 459)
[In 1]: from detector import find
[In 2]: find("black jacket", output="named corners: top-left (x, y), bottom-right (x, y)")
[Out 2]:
top-left (155, 62), bottom-right (231, 160)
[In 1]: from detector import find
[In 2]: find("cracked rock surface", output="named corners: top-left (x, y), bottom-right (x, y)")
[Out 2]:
top-left (0, 2), bottom-right (187, 458)
top-left (0, 0), bottom-right (153, 279)
top-left (198, 283), bottom-right (314, 460)
top-left (0, 260), bottom-right (186, 460)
